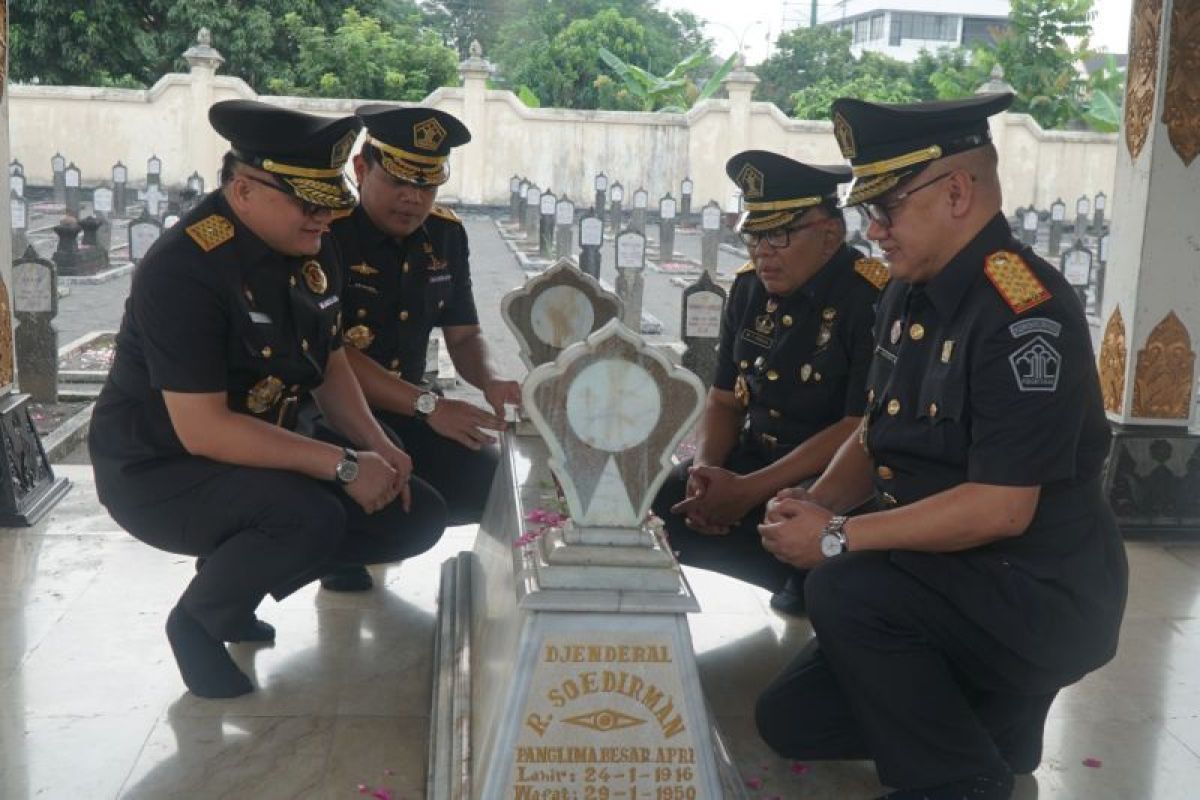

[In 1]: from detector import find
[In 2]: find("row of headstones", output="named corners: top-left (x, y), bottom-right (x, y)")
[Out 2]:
top-left (12, 193), bottom-right (174, 269)
top-left (1010, 193), bottom-right (1110, 255)
top-left (507, 174), bottom-right (728, 275)
top-left (9, 157), bottom-right (206, 221)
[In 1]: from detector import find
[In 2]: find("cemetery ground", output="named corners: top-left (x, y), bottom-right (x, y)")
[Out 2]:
top-left (3, 216), bottom-right (1200, 799)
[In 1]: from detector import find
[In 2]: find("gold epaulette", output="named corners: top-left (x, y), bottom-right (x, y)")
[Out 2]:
top-left (329, 208), bottom-right (354, 221)
top-left (429, 205), bottom-right (462, 223)
top-left (185, 215), bottom-right (235, 252)
top-left (984, 251), bottom-right (1051, 314)
top-left (853, 257), bottom-right (889, 290)
top-left (736, 261), bottom-right (756, 275)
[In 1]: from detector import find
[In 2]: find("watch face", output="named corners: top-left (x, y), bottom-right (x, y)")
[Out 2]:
top-left (820, 532), bottom-right (843, 558)
top-left (337, 459), bottom-right (359, 483)
top-left (416, 393), bottom-right (438, 414)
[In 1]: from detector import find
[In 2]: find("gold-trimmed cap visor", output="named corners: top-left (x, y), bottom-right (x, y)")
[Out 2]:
top-left (367, 137), bottom-right (451, 187)
top-left (831, 93), bottom-right (1013, 205)
top-left (210, 99), bottom-right (361, 209)
top-left (725, 150), bottom-right (850, 232)
top-left (355, 105), bottom-right (470, 188)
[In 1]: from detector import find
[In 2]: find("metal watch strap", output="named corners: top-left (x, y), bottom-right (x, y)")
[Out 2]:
top-left (824, 515), bottom-right (849, 551)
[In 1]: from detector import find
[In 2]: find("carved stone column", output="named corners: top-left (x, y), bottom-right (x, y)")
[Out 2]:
top-left (1097, 0), bottom-right (1200, 533)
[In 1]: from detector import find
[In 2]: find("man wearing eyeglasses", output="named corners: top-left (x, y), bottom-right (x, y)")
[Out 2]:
top-left (651, 151), bottom-right (885, 614)
top-left (753, 94), bottom-right (1127, 799)
top-left (88, 100), bottom-right (448, 698)
top-left (319, 105), bottom-right (522, 592)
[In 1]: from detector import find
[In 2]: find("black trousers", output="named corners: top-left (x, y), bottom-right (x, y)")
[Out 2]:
top-left (650, 446), bottom-right (795, 592)
top-left (756, 551), bottom-right (1060, 789)
top-left (105, 460), bottom-right (447, 643)
top-left (375, 410), bottom-right (499, 525)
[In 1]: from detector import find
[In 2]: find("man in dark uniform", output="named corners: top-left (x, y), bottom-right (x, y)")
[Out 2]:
top-left (88, 100), bottom-right (448, 699)
top-left (651, 151), bottom-right (884, 612)
top-left (322, 105), bottom-right (521, 591)
top-left (754, 94), bottom-right (1128, 799)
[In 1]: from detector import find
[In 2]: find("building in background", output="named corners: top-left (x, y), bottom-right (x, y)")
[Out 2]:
top-left (815, 0), bottom-right (1011, 62)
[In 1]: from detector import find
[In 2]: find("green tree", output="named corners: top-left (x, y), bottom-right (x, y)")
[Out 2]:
top-left (909, 46), bottom-right (992, 101)
top-left (266, 8), bottom-right (458, 101)
top-left (755, 26), bottom-right (857, 112)
top-left (597, 46), bottom-right (737, 112)
top-left (789, 50), bottom-right (916, 120)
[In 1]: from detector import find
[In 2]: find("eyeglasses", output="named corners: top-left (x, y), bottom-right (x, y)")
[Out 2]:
top-left (862, 171), bottom-right (957, 228)
top-left (739, 218), bottom-right (825, 250)
top-left (241, 174), bottom-right (329, 217)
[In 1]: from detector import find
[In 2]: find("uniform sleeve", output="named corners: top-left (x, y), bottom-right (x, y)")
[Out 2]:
top-left (712, 281), bottom-right (741, 391)
top-left (966, 308), bottom-right (1088, 486)
top-left (132, 260), bottom-right (230, 393)
top-left (842, 293), bottom-right (877, 417)
top-left (437, 225), bottom-right (480, 327)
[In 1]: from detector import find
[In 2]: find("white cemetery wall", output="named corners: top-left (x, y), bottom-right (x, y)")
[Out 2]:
top-left (10, 58), bottom-right (1117, 211)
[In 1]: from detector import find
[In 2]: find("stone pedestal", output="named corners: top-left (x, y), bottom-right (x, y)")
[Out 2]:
top-left (51, 218), bottom-right (81, 276)
top-left (427, 321), bottom-right (744, 799)
top-left (0, 393), bottom-right (71, 526)
top-left (1096, 0), bottom-right (1200, 536)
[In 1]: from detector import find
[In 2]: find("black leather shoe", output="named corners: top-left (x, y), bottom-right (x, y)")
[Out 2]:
top-left (769, 572), bottom-right (808, 616)
top-left (226, 618), bottom-right (276, 643)
top-left (319, 564), bottom-right (374, 592)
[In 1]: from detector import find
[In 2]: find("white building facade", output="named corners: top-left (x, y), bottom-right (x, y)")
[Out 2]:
top-left (819, 0), bottom-right (1011, 62)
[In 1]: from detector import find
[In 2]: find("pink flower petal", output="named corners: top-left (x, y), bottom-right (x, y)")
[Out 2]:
top-left (744, 776), bottom-right (764, 789)
top-left (357, 785), bottom-right (371, 795)
top-left (1083, 757), bottom-right (1103, 768)
top-left (789, 761), bottom-right (810, 775)
top-left (370, 790), bottom-right (394, 800)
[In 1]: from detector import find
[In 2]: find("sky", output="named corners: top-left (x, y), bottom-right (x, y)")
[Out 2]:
top-left (662, 0), bottom-right (1135, 65)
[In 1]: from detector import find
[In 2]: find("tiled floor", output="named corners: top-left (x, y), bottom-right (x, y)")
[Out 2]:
top-left (1, 465), bottom-right (1198, 798)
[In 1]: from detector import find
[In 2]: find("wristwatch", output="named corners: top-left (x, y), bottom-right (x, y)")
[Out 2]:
top-left (333, 447), bottom-right (359, 485)
top-left (819, 515), bottom-right (849, 558)
top-left (414, 391), bottom-right (439, 420)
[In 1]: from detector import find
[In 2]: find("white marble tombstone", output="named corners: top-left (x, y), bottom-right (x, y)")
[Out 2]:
top-left (501, 258), bottom-right (624, 369)
top-left (427, 320), bottom-right (746, 799)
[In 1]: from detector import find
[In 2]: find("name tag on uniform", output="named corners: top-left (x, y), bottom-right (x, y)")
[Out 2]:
top-left (318, 294), bottom-right (340, 309)
top-left (874, 345), bottom-right (897, 363)
top-left (249, 311), bottom-right (272, 324)
top-left (429, 274), bottom-right (452, 285)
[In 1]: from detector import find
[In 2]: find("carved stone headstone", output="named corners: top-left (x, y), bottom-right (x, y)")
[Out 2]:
top-left (593, 172), bottom-right (608, 223)
top-left (554, 196), bottom-right (575, 259)
top-left (578, 213), bottom-right (604, 279)
top-left (658, 193), bottom-right (677, 263)
top-left (614, 229), bottom-right (646, 331)
top-left (9, 169), bottom-right (24, 198)
top-left (680, 177), bottom-right (694, 220)
top-left (51, 217), bottom-right (81, 276)
top-left (1074, 195), bottom-right (1090, 234)
top-left (608, 182), bottom-right (624, 233)
top-left (508, 175), bottom-right (522, 224)
top-left (1048, 198), bottom-right (1066, 256)
top-left (1092, 191), bottom-right (1107, 235)
top-left (13, 247), bottom-right (58, 403)
top-left (112, 162), bottom-right (129, 218)
top-left (10, 191), bottom-right (27, 258)
top-left (517, 178), bottom-right (530, 227)
top-left (92, 186), bottom-right (114, 216)
top-left (51, 153), bottom-right (66, 207)
top-left (630, 187), bottom-right (649, 235)
top-left (128, 210), bottom-right (163, 264)
top-left (501, 258), bottom-right (623, 369)
top-left (147, 154), bottom-right (163, 188)
top-left (426, 319), bottom-right (745, 798)
top-left (63, 162), bottom-right (82, 218)
top-left (1020, 207), bottom-right (1039, 246)
top-left (523, 184), bottom-right (541, 239)
top-left (700, 200), bottom-right (722, 277)
top-left (77, 216), bottom-right (110, 274)
top-left (680, 271), bottom-right (727, 387)
top-left (538, 189), bottom-right (557, 258)
top-left (1061, 240), bottom-right (1094, 309)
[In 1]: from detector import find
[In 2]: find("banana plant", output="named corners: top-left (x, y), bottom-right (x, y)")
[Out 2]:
top-left (597, 46), bottom-right (738, 112)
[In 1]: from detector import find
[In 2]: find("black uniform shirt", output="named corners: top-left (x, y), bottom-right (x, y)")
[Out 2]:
top-left (330, 205), bottom-right (478, 383)
top-left (863, 212), bottom-right (1125, 674)
top-left (89, 192), bottom-right (344, 509)
top-left (713, 244), bottom-right (883, 456)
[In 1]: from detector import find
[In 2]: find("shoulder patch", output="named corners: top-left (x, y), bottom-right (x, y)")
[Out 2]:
top-left (736, 261), bottom-right (756, 275)
top-left (853, 257), bottom-right (889, 290)
top-left (984, 251), bottom-right (1051, 314)
top-left (430, 205), bottom-right (462, 223)
top-left (185, 215), bottom-right (234, 252)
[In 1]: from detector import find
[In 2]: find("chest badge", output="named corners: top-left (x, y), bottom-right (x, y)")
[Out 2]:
top-left (755, 314), bottom-right (776, 336)
top-left (350, 262), bottom-right (379, 276)
top-left (816, 325), bottom-right (833, 347)
top-left (344, 324), bottom-right (375, 350)
top-left (302, 261), bottom-right (328, 294)
top-left (822, 307), bottom-right (837, 322)
top-left (247, 376), bottom-right (283, 414)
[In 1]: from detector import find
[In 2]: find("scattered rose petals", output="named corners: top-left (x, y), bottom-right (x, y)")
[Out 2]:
top-left (1083, 757), bottom-right (1103, 768)
top-left (744, 776), bottom-right (764, 789)
top-left (790, 761), bottom-right (810, 775)
top-left (370, 790), bottom-right (394, 800)
top-left (357, 785), bottom-right (370, 795)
